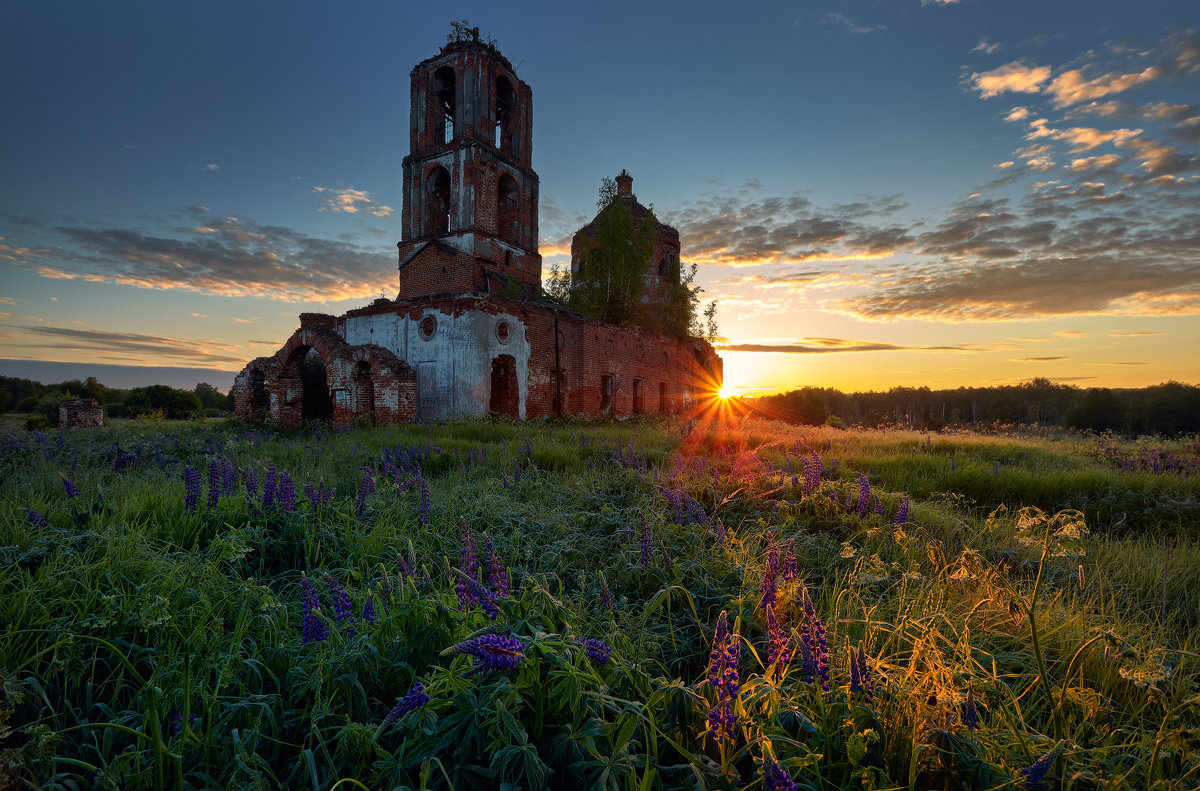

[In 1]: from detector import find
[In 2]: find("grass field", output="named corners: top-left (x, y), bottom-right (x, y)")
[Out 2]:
top-left (2, 414), bottom-right (1198, 790)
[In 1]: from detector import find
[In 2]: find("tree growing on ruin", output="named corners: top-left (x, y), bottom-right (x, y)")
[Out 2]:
top-left (569, 179), bottom-right (658, 325)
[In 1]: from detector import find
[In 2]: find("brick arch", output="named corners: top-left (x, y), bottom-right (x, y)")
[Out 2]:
top-left (272, 326), bottom-right (349, 426)
top-left (342, 345), bottom-right (416, 424)
top-left (232, 357), bottom-right (276, 423)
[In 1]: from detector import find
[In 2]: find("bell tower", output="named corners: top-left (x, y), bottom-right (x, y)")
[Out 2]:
top-left (397, 34), bottom-right (541, 298)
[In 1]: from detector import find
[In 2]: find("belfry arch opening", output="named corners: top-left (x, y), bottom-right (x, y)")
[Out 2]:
top-left (433, 66), bottom-right (456, 144)
top-left (495, 76), bottom-right (515, 153)
top-left (497, 174), bottom-right (519, 246)
top-left (426, 166), bottom-right (451, 236)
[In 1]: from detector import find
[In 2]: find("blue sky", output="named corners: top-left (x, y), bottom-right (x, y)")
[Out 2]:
top-left (2, 0), bottom-right (1197, 394)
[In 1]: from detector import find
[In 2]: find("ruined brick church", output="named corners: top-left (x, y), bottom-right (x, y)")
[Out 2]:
top-left (233, 35), bottom-right (721, 425)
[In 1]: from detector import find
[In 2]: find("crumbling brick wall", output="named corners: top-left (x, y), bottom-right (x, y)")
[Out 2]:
top-left (59, 398), bottom-right (103, 428)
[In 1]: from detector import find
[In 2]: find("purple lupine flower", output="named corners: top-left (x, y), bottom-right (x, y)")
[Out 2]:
top-left (183, 466), bottom-right (201, 513)
top-left (714, 518), bottom-right (727, 544)
top-left (660, 545), bottom-right (674, 572)
top-left (417, 474), bottom-right (430, 526)
top-left (300, 573), bottom-right (328, 645)
top-left (799, 587), bottom-right (830, 691)
top-left (762, 755), bottom-right (799, 791)
top-left (445, 633), bottom-right (525, 673)
top-left (62, 476), bottom-right (81, 500)
top-left (243, 468), bottom-right (259, 497)
top-left (781, 539), bottom-right (796, 581)
top-left (599, 573), bottom-right (616, 611)
top-left (766, 605), bottom-right (792, 667)
top-left (706, 611), bottom-right (740, 744)
top-left (513, 460), bottom-right (521, 485)
top-left (262, 460), bottom-right (277, 510)
top-left (854, 643), bottom-right (872, 699)
top-left (961, 689), bottom-right (978, 729)
top-left (326, 574), bottom-right (355, 635)
top-left (874, 496), bottom-right (883, 516)
top-left (221, 456), bottom-right (236, 496)
top-left (765, 531), bottom-right (780, 576)
top-left (457, 520), bottom-right (480, 610)
top-left (845, 488), bottom-right (854, 511)
top-left (278, 472), bottom-right (296, 513)
top-left (578, 638), bottom-right (614, 666)
top-left (855, 474), bottom-right (871, 517)
top-left (894, 495), bottom-right (910, 527)
top-left (24, 509), bottom-right (49, 527)
top-left (484, 535), bottom-right (510, 598)
top-left (397, 548), bottom-right (416, 582)
top-left (362, 594), bottom-right (377, 625)
top-left (760, 562), bottom-right (777, 611)
top-left (355, 466), bottom-right (375, 518)
top-left (382, 681), bottom-right (429, 725)
top-left (1020, 746), bottom-right (1060, 788)
top-left (207, 458), bottom-right (220, 508)
top-left (639, 516), bottom-right (653, 571)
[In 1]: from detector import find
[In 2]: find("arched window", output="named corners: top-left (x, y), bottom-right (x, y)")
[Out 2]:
top-left (495, 76), bottom-right (515, 152)
top-left (433, 66), bottom-right (456, 144)
top-left (658, 255), bottom-right (668, 277)
top-left (497, 173), bottom-right (519, 246)
top-left (425, 166), bottom-right (451, 236)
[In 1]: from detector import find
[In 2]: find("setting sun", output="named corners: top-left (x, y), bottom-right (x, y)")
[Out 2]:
top-left (718, 385), bottom-right (733, 399)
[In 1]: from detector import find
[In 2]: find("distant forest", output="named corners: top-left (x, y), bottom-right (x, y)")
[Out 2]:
top-left (747, 378), bottom-right (1200, 436)
top-left (0, 375), bottom-right (231, 428)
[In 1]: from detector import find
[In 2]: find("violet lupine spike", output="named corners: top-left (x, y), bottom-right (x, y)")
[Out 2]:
top-left (484, 535), bottom-right (510, 598)
top-left (207, 459), bottom-right (220, 508)
top-left (660, 545), bottom-right (674, 572)
top-left (894, 495), bottom-right (910, 527)
top-left (62, 476), bottom-right (81, 500)
top-left (638, 516), bottom-right (653, 571)
top-left (961, 689), bottom-right (978, 729)
top-left (24, 509), bottom-right (49, 528)
top-left (445, 633), bottom-right (525, 673)
top-left (1020, 745), bottom-right (1061, 789)
top-left (183, 466), bottom-right (201, 513)
top-left (854, 643), bottom-right (872, 698)
top-left (300, 574), bottom-right (328, 645)
top-left (781, 540), bottom-right (796, 581)
top-left (856, 474), bottom-right (871, 517)
top-left (355, 466), bottom-right (375, 517)
top-left (243, 468), bottom-right (259, 497)
top-left (456, 520), bottom-right (480, 610)
top-left (714, 518), bottom-right (727, 544)
top-left (762, 755), bottom-right (799, 791)
top-left (362, 594), bottom-right (377, 625)
top-left (765, 605), bottom-right (792, 667)
top-left (382, 681), bottom-right (428, 725)
top-left (599, 573), bottom-right (616, 611)
top-left (760, 561), bottom-right (777, 611)
top-left (578, 637), bottom-right (614, 666)
top-left (278, 472), bottom-right (296, 513)
top-left (326, 574), bottom-right (355, 635)
top-left (706, 611), bottom-right (740, 744)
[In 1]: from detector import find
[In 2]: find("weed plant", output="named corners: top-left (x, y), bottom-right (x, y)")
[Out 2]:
top-left (1, 416), bottom-right (1197, 789)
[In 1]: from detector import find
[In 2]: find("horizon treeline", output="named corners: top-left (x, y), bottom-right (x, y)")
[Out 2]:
top-left (748, 377), bottom-right (1200, 436)
top-left (0, 375), bottom-right (231, 427)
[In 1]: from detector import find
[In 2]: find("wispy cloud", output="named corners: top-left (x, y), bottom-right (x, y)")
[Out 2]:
top-left (969, 61), bottom-right (1052, 98)
top-left (2, 324), bottom-right (249, 366)
top-left (822, 13), bottom-right (886, 35)
top-left (2, 211), bottom-right (396, 302)
top-left (972, 39), bottom-right (1002, 55)
top-left (312, 186), bottom-right (393, 217)
top-left (716, 336), bottom-right (982, 354)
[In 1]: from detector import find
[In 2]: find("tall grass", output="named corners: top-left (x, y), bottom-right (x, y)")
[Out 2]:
top-left (1, 416), bottom-right (1197, 789)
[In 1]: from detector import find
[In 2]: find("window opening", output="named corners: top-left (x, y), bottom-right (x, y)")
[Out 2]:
top-left (434, 66), bottom-right (456, 144)
top-left (426, 167), bottom-right (451, 236)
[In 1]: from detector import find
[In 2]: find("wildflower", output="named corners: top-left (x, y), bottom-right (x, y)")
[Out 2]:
top-left (961, 689), bottom-right (978, 729)
top-left (445, 633), bottom-right (525, 673)
top-left (578, 637), bottom-right (614, 666)
top-left (781, 539), bottom-right (796, 581)
top-left (300, 574), bottom-right (328, 645)
top-left (397, 547), bottom-right (417, 582)
top-left (484, 535), bottom-right (510, 598)
top-left (452, 565), bottom-right (500, 620)
top-left (326, 574), bottom-right (355, 635)
top-left (599, 573), bottom-right (616, 611)
top-left (60, 475), bottom-right (81, 500)
top-left (762, 755), bottom-right (799, 791)
top-left (639, 516), bottom-right (653, 571)
top-left (278, 472), bottom-right (296, 513)
top-left (243, 468), bottom-right (258, 497)
top-left (355, 466), bottom-right (375, 518)
top-left (894, 494), bottom-right (910, 526)
top-left (706, 611), bottom-right (740, 743)
top-left (798, 587), bottom-right (830, 691)
top-left (23, 509), bottom-right (49, 528)
top-left (855, 474), bottom-right (870, 517)
top-left (382, 681), bottom-right (429, 725)
top-left (766, 605), bottom-right (792, 667)
top-left (362, 594), bottom-right (377, 625)
top-left (660, 545), bottom-right (674, 572)
top-left (207, 458), bottom-right (220, 508)
top-left (183, 466), bottom-right (201, 513)
top-left (849, 643), bottom-right (872, 698)
top-left (1020, 745), bottom-right (1062, 789)
top-left (457, 520), bottom-right (480, 610)
top-left (714, 518), bottom-right (727, 544)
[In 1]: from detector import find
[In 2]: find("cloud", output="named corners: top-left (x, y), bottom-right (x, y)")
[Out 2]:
top-left (972, 39), bottom-right (1002, 55)
top-left (1047, 66), bottom-right (1161, 107)
top-left (970, 61), bottom-right (1052, 98)
top-left (312, 186), bottom-right (393, 217)
top-left (1108, 330), bottom-right (1160, 336)
top-left (1015, 356), bottom-right (1066, 361)
top-left (4, 212), bottom-right (397, 302)
top-left (822, 13), bottom-right (886, 35)
top-left (716, 337), bottom-right (981, 354)
top-left (204, 163), bottom-right (220, 171)
top-left (1055, 330), bottom-right (1089, 338)
top-left (3, 324), bottom-right (249, 366)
